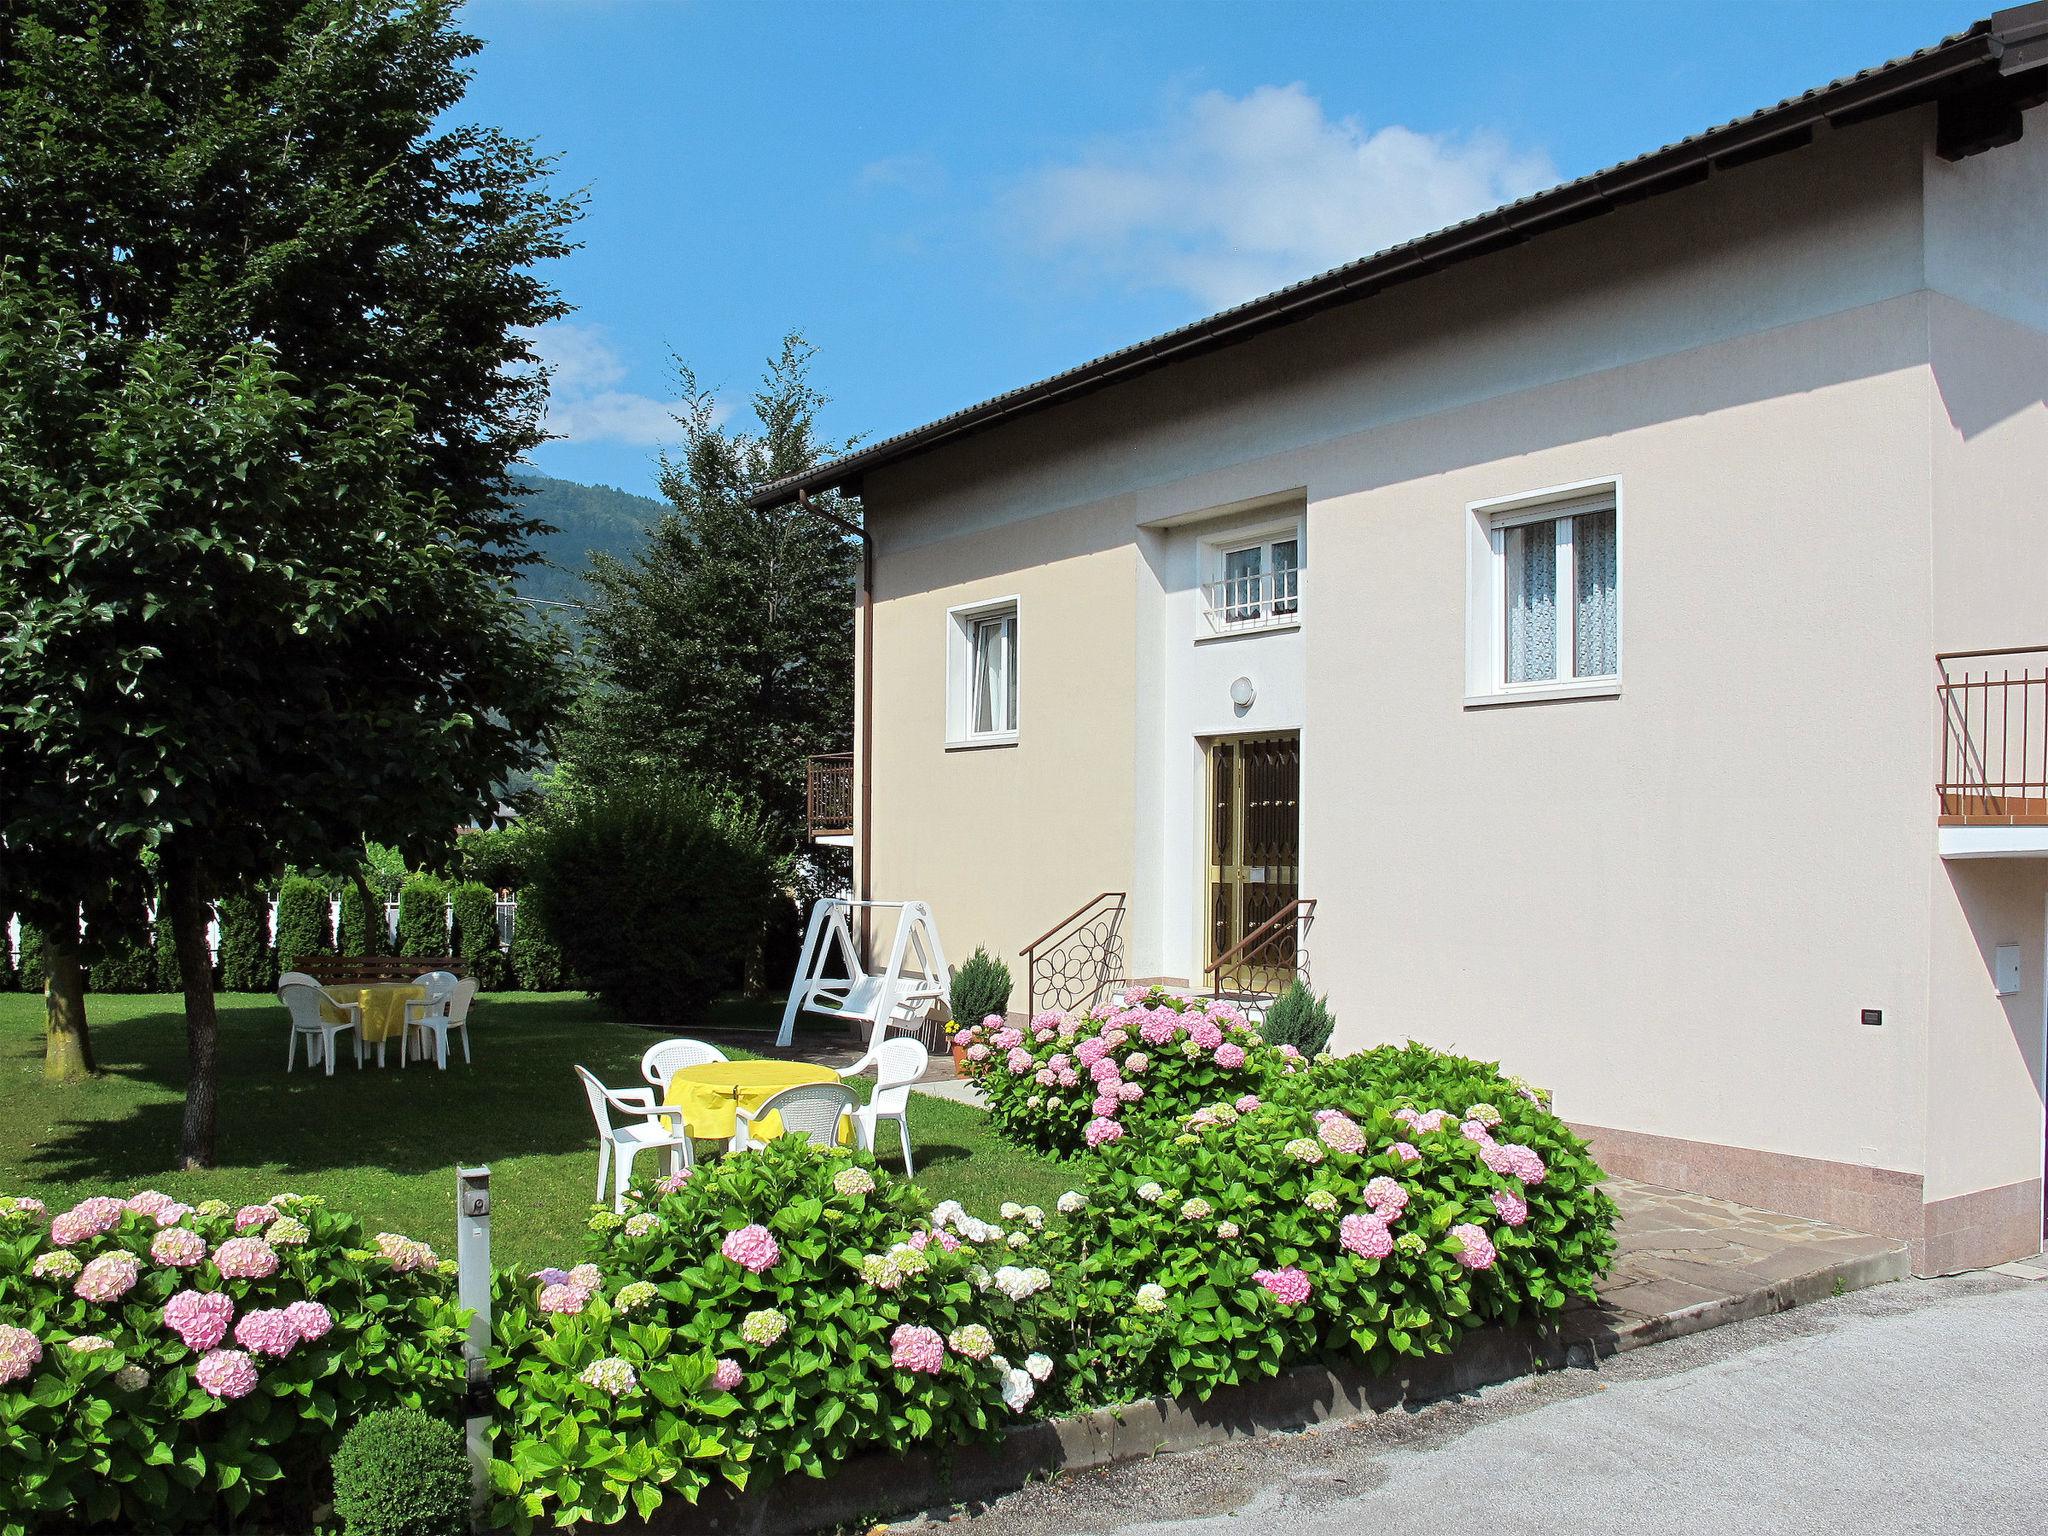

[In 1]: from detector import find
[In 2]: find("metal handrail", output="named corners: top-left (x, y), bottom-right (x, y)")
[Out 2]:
top-left (1199, 567), bottom-right (1303, 634)
top-left (1022, 893), bottom-right (1128, 1016)
top-left (1206, 897), bottom-right (1315, 998)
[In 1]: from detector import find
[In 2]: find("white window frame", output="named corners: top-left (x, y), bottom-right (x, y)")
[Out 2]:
top-left (1198, 518), bottom-right (1305, 638)
top-left (1464, 478), bottom-right (1622, 707)
top-left (945, 596), bottom-right (1020, 748)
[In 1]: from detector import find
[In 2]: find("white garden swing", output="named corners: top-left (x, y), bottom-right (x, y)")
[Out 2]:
top-left (777, 898), bottom-right (950, 1052)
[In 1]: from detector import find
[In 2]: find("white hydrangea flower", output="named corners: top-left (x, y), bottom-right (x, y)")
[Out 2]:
top-left (1021, 1205), bottom-right (1046, 1230)
top-left (1057, 1191), bottom-right (1087, 1215)
top-left (1024, 1353), bottom-right (1053, 1383)
top-left (1135, 1181), bottom-right (1164, 1203)
top-left (1001, 1365), bottom-right (1036, 1413)
top-left (1000, 1202), bottom-right (1025, 1220)
top-left (1134, 1283), bottom-right (1168, 1314)
top-left (1007, 1230), bottom-right (1032, 1249)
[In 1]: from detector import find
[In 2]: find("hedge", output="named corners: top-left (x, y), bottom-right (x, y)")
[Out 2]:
top-left (216, 892), bottom-right (277, 993)
top-left (273, 876), bottom-right (331, 972)
top-left (15, 925), bottom-right (44, 994)
top-left (448, 881), bottom-right (505, 990)
top-left (338, 884), bottom-right (385, 958)
top-left (152, 902), bottom-right (187, 992)
top-left (395, 876), bottom-right (446, 960)
top-left (506, 899), bottom-right (567, 992)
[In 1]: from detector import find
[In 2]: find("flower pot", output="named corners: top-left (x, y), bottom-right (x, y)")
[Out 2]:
top-left (951, 1043), bottom-right (977, 1078)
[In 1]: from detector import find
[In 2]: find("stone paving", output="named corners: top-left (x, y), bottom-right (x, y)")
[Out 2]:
top-left (1588, 1177), bottom-right (1909, 1332)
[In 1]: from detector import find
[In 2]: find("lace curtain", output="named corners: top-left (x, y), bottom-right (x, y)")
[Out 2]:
top-left (1505, 519), bottom-right (1557, 683)
top-left (1573, 510), bottom-right (1618, 678)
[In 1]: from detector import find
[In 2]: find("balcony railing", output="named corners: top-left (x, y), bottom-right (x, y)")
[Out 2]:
top-left (1200, 567), bottom-right (1302, 636)
top-left (1938, 648), bottom-right (2048, 825)
top-left (806, 752), bottom-right (854, 840)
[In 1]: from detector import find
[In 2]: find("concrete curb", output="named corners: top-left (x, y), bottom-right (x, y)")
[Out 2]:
top-left (639, 1237), bottom-right (1910, 1535)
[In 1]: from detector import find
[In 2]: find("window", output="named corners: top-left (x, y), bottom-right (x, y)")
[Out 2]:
top-left (1203, 530), bottom-right (1303, 634)
top-left (946, 598), bottom-right (1020, 745)
top-left (1466, 482), bottom-right (1621, 703)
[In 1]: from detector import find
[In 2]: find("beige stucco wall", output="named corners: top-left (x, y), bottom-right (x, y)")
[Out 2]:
top-left (852, 101), bottom-right (2045, 1226)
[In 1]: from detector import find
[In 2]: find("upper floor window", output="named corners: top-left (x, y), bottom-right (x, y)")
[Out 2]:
top-left (1202, 528), bottom-right (1303, 635)
top-left (1466, 481), bottom-right (1621, 704)
top-left (946, 597), bottom-right (1019, 746)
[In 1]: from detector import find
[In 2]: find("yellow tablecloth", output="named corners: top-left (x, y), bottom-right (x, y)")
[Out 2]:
top-left (322, 984), bottom-right (426, 1046)
top-left (663, 1060), bottom-right (845, 1142)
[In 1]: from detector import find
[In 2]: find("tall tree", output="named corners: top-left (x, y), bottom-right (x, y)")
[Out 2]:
top-left (576, 334), bottom-right (860, 853)
top-left (0, 0), bottom-right (577, 1165)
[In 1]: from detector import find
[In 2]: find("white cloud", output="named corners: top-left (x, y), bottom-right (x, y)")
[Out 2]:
top-left (522, 322), bottom-right (691, 447)
top-left (1003, 84), bottom-right (1558, 309)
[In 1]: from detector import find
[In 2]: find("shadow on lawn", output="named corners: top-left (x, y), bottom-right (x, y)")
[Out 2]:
top-left (18, 993), bottom-right (830, 1186)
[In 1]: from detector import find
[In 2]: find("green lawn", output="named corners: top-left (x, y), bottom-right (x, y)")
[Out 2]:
top-left (0, 991), bottom-right (1066, 1269)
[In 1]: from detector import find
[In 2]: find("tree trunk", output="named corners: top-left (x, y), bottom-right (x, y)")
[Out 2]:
top-left (352, 869), bottom-right (382, 953)
top-left (165, 860), bottom-right (220, 1170)
top-left (41, 907), bottom-right (94, 1082)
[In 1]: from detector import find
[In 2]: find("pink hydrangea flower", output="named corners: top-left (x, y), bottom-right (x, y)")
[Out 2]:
top-left (212, 1237), bottom-right (280, 1280)
top-left (124, 1190), bottom-right (180, 1223)
top-left (966, 1043), bottom-right (989, 1062)
top-left (194, 1348), bottom-right (260, 1399)
top-left (1234, 1095), bottom-right (1261, 1113)
top-left (1495, 1144), bottom-right (1547, 1184)
top-left (711, 1356), bottom-right (744, 1392)
top-left (285, 1300), bottom-right (333, 1341)
top-left (1491, 1189), bottom-right (1529, 1227)
top-left (1031, 1010), bottom-right (1063, 1031)
top-left (1138, 1014), bottom-right (1177, 1046)
top-left (1214, 1042), bottom-right (1246, 1070)
top-left (374, 1233), bottom-right (437, 1273)
top-left (1057, 1016), bottom-right (1081, 1039)
top-left (50, 1196), bottom-right (125, 1247)
top-left (1057, 1068), bottom-right (1080, 1088)
top-left (1189, 1020), bottom-right (1224, 1050)
top-left (532, 1267), bottom-right (571, 1287)
top-left (1411, 1109), bottom-right (1451, 1133)
top-left (721, 1224), bottom-right (781, 1274)
top-left (1074, 1038), bottom-right (1107, 1067)
top-left (1252, 1267), bottom-right (1312, 1306)
top-left (1391, 1142), bottom-right (1421, 1164)
top-left (1451, 1224), bottom-right (1498, 1271)
top-left (1034, 1068), bottom-right (1057, 1087)
top-left (889, 1324), bottom-right (946, 1374)
top-left (1316, 1114), bottom-right (1366, 1155)
top-left (0, 1325), bottom-right (41, 1386)
top-left (1459, 1119), bottom-right (1495, 1147)
top-left (1006, 1047), bottom-right (1034, 1075)
top-left (656, 1168), bottom-right (693, 1194)
top-left (234, 1308), bottom-right (301, 1358)
top-left (952, 1028), bottom-right (976, 1047)
top-left (980, 1013), bottom-right (1004, 1028)
top-left (1116, 1081), bottom-right (1144, 1103)
top-left (1122, 986), bottom-right (1149, 1005)
top-left (1083, 1116), bottom-right (1124, 1148)
top-left (990, 1027), bottom-right (1023, 1051)
top-left (1339, 1213), bottom-right (1394, 1260)
top-left (1091, 1093), bottom-right (1120, 1117)
top-left (1364, 1177), bottom-right (1409, 1220)
top-left (567, 1264), bottom-right (603, 1296)
top-left (234, 1204), bottom-right (278, 1232)
top-left (538, 1283), bottom-right (585, 1315)
top-left (1088, 1056), bottom-right (1121, 1086)
top-left (164, 1290), bottom-right (235, 1351)
top-left (74, 1252), bottom-right (141, 1304)
top-left (1047, 1052), bottom-right (1071, 1073)
top-left (1277, 1043), bottom-right (1302, 1061)
top-left (152, 1226), bottom-right (207, 1268)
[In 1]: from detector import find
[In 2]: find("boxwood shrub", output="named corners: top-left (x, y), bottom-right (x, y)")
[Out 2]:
top-left (331, 1405), bottom-right (470, 1536)
top-left (0, 1192), bottom-right (464, 1534)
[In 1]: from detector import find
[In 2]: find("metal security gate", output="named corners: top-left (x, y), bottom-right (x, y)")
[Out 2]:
top-left (1207, 733), bottom-right (1300, 993)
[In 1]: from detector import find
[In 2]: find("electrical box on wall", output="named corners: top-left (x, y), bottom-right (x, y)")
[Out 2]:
top-left (1995, 944), bottom-right (2022, 996)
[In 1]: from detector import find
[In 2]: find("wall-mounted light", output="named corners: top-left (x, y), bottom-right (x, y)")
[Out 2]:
top-left (1229, 676), bottom-right (1256, 709)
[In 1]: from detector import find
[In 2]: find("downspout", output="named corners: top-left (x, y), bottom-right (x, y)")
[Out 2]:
top-left (798, 489), bottom-right (874, 961)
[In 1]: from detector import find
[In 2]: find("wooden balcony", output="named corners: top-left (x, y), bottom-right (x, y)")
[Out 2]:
top-left (1939, 649), bottom-right (2048, 851)
top-left (806, 752), bottom-right (855, 842)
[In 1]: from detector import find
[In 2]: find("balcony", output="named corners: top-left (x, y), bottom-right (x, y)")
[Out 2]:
top-left (1937, 647), bottom-right (2048, 857)
top-left (1199, 566), bottom-right (1302, 637)
top-left (806, 752), bottom-right (854, 845)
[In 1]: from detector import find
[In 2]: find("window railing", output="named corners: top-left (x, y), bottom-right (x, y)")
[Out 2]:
top-left (1200, 568), bottom-right (1302, 635)
top-left (1937, 647), bottom-right (2048, 825)
top-left (806, 752), bottom-right (855, 840)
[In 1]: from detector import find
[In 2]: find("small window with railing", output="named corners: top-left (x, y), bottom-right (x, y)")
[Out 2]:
top-left (1202, 532), bottom-right (1302, 635)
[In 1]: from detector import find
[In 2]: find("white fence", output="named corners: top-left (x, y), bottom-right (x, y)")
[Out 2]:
top-left (3, 896), bottom-right (520, 970)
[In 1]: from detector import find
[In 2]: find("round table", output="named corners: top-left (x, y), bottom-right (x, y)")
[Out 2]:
top-left (662, 1060), bottom-right (843, 1142)
top-left (321, 984), bottom-right (426, 1055)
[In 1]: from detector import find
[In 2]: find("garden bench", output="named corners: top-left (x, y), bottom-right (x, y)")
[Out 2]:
top-left (294, 955), bottom-right (468, 985)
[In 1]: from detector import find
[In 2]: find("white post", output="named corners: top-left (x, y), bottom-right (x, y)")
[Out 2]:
top-left (455, 1166), bottom-right (493, 1527)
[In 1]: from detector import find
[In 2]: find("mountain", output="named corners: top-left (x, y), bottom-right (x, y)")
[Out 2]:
top-left (511, 470), bottom-right (664, 608)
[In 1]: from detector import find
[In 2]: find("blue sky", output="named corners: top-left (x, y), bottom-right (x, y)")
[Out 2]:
top-left (464, 0), bottom-right (1979, 497)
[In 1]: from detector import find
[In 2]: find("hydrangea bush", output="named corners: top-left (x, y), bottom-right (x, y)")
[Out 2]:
top-left (954, 987), bottom-right (1301, 1155)
top-left (485, 1137), bottom-right (1060, 1531)
top-left (1039, 1054), bottom-right (1614, 1405)
top-left (0, 1191), bottom-right (464, 1535)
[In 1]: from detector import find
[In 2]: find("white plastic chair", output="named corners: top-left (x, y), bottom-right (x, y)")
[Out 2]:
top-left (640, 1038), bottom-right (729, 1093)
top-left (278, 970), bottom-right (322, 990)
top-left (849, 1038), bottom-right (927, 1174)
top-left (408, 977), bottom-right (477, 1069)
top-left (278, 981), bottom-right (362, 1075)
top-left (734, 1082), bottom-right (859, 1154)
top-left (398, 972), bottom-right (459, 1066)
top-left (575, 1065), bottom-right (694, 1213)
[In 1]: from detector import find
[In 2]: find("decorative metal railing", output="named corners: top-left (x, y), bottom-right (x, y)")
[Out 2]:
top-left (1199, 566), bottom-right (1303, 635)
top-left (1021, 893), bottom-right (1128, 1016)
top-left (1206, 897), bottom-right (1314, 1003)
top-left (1938, 647), bottom-right (2048, 825)
top-left (806, 752), bottom-right (855, 839)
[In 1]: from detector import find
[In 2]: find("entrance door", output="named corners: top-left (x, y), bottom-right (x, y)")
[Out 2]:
top-left (1207, 734), bottom-right (1301, 990)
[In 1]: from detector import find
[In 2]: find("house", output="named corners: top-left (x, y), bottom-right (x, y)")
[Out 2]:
top-left (756, 7), bottom-right (2048, 1274)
